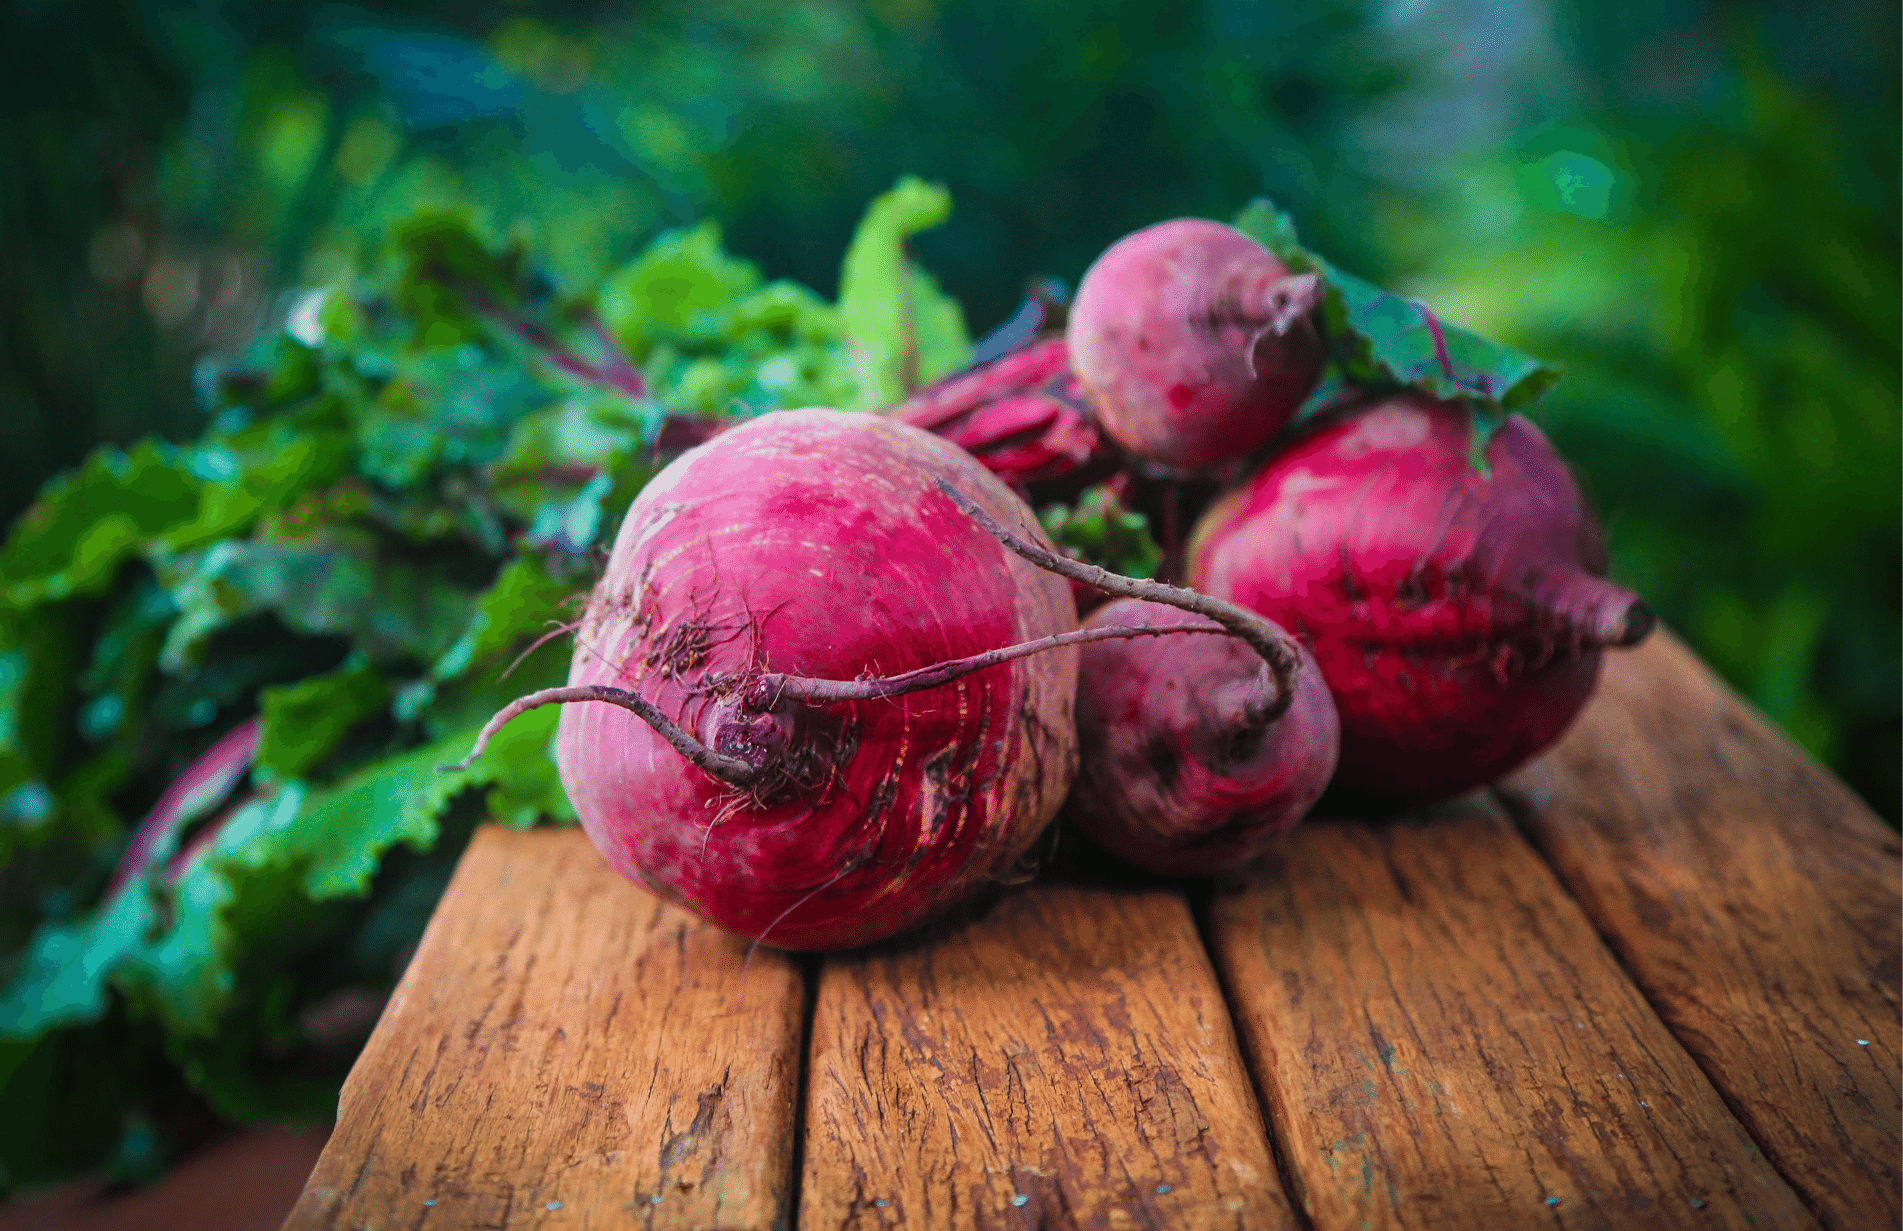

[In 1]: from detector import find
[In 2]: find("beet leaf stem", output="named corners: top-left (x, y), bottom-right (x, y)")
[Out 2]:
top-left (582, 307), bottom-right (650, 399)
top-left (1410, 298), bottom-right (1458, 387)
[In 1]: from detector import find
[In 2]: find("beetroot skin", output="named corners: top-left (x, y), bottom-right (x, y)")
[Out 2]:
top-left (555, 410), bottom-right (1080, 950)
top-left (1188, 394), bottom-right (1653, 803)
top-left (1068, 218), bottom-right (1326, 470)
top-left (1069, 598), bottom-right (1339, 876)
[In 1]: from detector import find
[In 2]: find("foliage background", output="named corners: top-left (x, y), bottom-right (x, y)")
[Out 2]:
top-left (0, 0), bottom-right (1895, 1179)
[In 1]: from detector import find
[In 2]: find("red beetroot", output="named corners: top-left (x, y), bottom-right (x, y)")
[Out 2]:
top-left (534, 410), bottom-right (1084, 950)
top-left (1188, 394), bottom-right (1653, 803)
top-left (1069, 598), bottom-right (1338, 876)
top-left (1068, 219), bottom-right (1326, 470)
top-left (893, 336), bottom-right (1072, 427)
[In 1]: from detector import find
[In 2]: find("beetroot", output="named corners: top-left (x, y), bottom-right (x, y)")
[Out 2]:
top-left (525, 410), bottom-right (1084, 949)
top-left (928, 491), bottom-right (1330, 875)
top-left (1068, 598), bottom-right (1338, 875)
top-left (1067, 218), bottom-right (1326, 470)
top-left (1188, 394), bottom-right (1653, 803)
top-left (893, 336), bottom-right (1072, 428)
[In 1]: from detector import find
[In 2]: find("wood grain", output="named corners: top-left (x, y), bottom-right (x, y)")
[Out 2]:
top-left (282, 824), bottom-right (806, 1231)
top-left (1207, 797), bottom-right (1818, 1231)
top-left (802, 883), bottom-right (1296, 1230)
top-left (1498, 632), bottom-right (1902, 1229)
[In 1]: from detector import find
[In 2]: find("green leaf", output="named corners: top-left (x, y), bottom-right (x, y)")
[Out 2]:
top-left (0, 414), bottom-right (349, 619)
top-left (730, 280), bottom-right (844, 344)
top-left (486, 397), bottom-right (647, 553)
top-left (0, 443), bottom-right (202, 610)
top-left (351, 349), bottom-right (554, 490)
top-left (156, 528), bottom-right (477, 674)
top-left (420, 569), bottom-right (579, 744)
top-left (481, 706), bottom-right (574, 829)
top-left (0, 884), bottom-right (159, 1039)
top-left (0, 610), bottom-right (79, 855)
top-left (45, 748), bottom-right (138, 859)
top-left (126, 708), bottom-right (562, 1036)
top-left (165, 415), bottom-right (352, 556)
top-left (429, 553), bottom-right (578, 689)
top-left (1233, 198), bottom-right (1561, 412)
top-left (393, 211), bottom-right (534, 347)
top-left (1039, 485), bottom-right (1163, 579)
top-left (119, 787), bottom-right (309, 1037)
top-left (256, 658), bottom-right (390, 780)
top-left (838, 177), bottom-right (972, 410)
top-left (599, 220), bottom-right (762, 347)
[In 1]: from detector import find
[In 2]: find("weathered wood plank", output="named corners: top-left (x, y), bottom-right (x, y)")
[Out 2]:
top-left (1499, 633), bottom-right (1902, 1229)
top-left (1208, 797), bottom-right (1817, 1231)
top-left (283, 824), bottom-right (805, 1231)
top-left (802, 883), bottom-right (1296, 1230)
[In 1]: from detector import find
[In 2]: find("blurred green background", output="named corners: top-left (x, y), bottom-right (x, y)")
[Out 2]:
top-left (2, 0), bottom-right (1896, 823)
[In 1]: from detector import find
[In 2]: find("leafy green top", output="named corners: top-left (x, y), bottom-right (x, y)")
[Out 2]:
top-left (0, 180), bottom-right (959, 1177)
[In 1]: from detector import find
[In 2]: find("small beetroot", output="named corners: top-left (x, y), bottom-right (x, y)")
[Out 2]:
top-left (1188, 394), bottom-right (1653, 803)
top-left (927, 495), bottom-right (1331, 875)
top-left (1067, 218), bottom-right (1326, 470)
top-left (1068, 598), bottom-right (1338, 876)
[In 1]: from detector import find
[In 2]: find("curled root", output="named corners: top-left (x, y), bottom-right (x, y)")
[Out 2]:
top-left (935, 479), bottom-right (1304, 725)
top-left (440, 684), bottom-right (764, 786)
top-left (749, 620), bottom-right (1226, 707)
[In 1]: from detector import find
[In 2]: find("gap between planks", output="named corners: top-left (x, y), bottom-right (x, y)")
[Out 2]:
top-left (801, 878), bottom-right (1297, 1230)
top-left (1197, 631), bottom-right (1895, 1230)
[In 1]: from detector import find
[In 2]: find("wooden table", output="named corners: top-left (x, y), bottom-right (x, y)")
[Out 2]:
top-left (283, 634), bottom-right (1900, 1230)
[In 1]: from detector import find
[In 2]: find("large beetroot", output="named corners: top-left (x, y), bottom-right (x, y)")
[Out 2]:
top-left (1068, 219), bottom-right (1326, 470)
top-left (527, 410), bottom-right (1083, 950)
top-left (1068, 598), bottom-right (1338, 876)
top-left (1189, 394), bottom-right (1653, 803)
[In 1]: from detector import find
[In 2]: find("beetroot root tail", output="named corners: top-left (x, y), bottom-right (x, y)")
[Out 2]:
top-left (1608, 597), bottom-right (1656, 647)
top-left (440, 684), bottom-right (763, 787)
